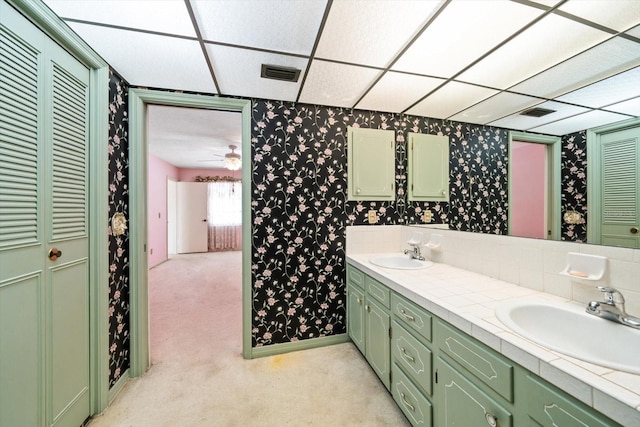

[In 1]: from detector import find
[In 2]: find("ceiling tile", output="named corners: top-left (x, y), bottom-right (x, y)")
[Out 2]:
top-left (206, 45), bottom-right (308, 101)
top-left (559, 0), bottom-right (640, 31)
top-left (529, 110), bottom-right (630, 135)
top-left (457, 14), bottom-right (611, 89)
top-left (392, 0), bottom-right (543, 78)
top-left (557, 67), bottom-right (640, 108)
top-left (356, 72), bottom-right (444, 113)
top-left (298, 60), bottom-right (381, 108)
top-left (511, 37), bottom-right (640, 98)
top-left (489, 101), bottom-right (589, 131)
top-left (406, 82), bottom-right (498, 119)
top-left (315, 0), bottom-right (441, 68)
top-left (68, 23), bottom-right (216, 93)
top-left (449, 92), bottom-right (541, 125)
top-left (604, 97), bottom-right (640, 117)
top-left (43, 0), bottom-right (195, 37)
top-left (627, 24), bottom-right (640, 38)
top-left (191, 0), bottom-right (326, 55)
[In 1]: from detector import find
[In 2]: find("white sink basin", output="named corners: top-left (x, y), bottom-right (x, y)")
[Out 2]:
top-left (496, 300), bottom-right (640, 374)
top-left (369, 255), bottom-right (433, 270)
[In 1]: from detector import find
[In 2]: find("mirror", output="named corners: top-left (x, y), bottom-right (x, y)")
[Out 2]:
top-left (407, 119), bottom-right (640, 249)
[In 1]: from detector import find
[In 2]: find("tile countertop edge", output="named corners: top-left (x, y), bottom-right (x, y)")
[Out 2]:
top-left (347, 253), bottom-right (640, 426)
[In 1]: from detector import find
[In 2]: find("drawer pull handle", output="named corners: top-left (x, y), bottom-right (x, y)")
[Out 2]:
top-left (401, 347), bottom-right (415, 363)
top-left (485, 412), bottom-right (498, 427)
top-left (400, 309), bottom-right (415, 321)
top-left (400, 392), bottom-right (415, 412)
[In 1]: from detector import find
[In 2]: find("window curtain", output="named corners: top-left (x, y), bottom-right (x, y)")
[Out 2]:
top-left (207, 181), bottom-right (242, 251)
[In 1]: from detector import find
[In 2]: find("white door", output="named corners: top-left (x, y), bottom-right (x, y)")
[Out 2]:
top-left (0, 2), bottom-right (91, 426)
top-left (600, 127), bottom-right (640, 248)
top-left (167, 178), bottom-right (177, 255)
top-left (177, 182), bottom-right (208, 253)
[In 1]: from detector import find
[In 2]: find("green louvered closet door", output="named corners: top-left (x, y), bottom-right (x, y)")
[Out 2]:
top-left (0, 2), bottom-right (91, 426)
top-left (600, 127), bottom-right (640, 248)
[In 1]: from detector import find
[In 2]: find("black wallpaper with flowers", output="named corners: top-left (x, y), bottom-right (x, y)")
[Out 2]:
top-left (108, 69), bottom-right (130, 387)
top-left (561, 131), bottom-right (588, 242)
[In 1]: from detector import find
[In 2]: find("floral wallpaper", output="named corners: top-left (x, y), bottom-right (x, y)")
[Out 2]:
top-left (108, 69), bottom-right (130, 387)
top-left (561, 131), bottom-right (588, 242)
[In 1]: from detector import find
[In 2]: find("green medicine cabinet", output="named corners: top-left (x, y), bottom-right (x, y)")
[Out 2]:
top-left (408, 133), bottom-right (449, 202)
top-left (347, 127), bottom-right (396, 201)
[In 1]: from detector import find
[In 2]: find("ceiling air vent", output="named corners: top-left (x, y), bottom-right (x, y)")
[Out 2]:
top-left (261, 64), bottom-right (301, 82)
top-left (520, 107), bottom-right (556, 118)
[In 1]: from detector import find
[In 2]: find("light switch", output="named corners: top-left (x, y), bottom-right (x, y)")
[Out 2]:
top-left (368, 210), bottom-right (377, 224)
top-left (423, 210), bottom-right (433, 223)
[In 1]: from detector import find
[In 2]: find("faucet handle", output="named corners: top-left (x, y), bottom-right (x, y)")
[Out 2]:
top-left (597, 286), bottom-right (625, 304)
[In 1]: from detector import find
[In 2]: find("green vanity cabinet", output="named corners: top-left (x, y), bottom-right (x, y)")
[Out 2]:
top-left (346, 263), bottom-right (625, 427)
top-left (347, 127), bottom-right (396, 201)
top-left (517, 373), bottom-right (622, 427)
top-left (436, 356), bottom-right (513, 427)
top-left (346, 266), bottom-right (391, 390)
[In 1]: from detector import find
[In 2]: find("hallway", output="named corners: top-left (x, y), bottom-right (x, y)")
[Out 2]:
top-left (89, 252), bottom-right (408, 426)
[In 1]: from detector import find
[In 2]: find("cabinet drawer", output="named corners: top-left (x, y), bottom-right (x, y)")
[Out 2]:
top-left (392, 363), bottom-right (432, 427)
top-left (436, 321), bottom-right (514, 402)
top-left (392, 320), bottom-right (432, 396)
top-left (391, 293), bottom-right (432, 342)
top-left (347, 265), bottom-right (364, 289)
top-left (525, 374), bottom-right (621, 427)
top-left (365, 276), bottom-right (390, 309)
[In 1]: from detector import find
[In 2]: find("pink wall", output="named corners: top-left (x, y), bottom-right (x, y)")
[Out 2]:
top-left (148, 153), bottom-right (179, 268)
top-left (178, 167), bottom-right (241, 182)
top-left (511, 142), bottom-right (546, 239)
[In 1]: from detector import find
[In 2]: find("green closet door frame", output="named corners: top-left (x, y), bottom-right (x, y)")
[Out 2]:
top-left (6, 0), bottom-right (110, 416)
top-left (128, 90), bottom-right (253, 373)
top-left (587, 117), bottom-right (640, 245)
top-left (507, 131), bottom-right (561, 241)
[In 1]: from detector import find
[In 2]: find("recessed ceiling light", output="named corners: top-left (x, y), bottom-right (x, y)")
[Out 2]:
top-left (260, 64), bottom-right (301, 82)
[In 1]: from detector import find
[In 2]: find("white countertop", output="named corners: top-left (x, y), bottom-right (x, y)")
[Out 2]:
top-left (347, 253), bottom-right (640, 426)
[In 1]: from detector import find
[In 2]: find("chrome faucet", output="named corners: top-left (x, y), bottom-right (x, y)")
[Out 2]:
top-left (404, 243), bottom-right (425, 261)
top-left (586, 286), bottom-right (640, 329)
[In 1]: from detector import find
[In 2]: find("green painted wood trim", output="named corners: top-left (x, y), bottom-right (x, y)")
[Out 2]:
top-left (250, 334), bottom-right (351, 359)
top-left (7, 0), bottom-right (111, 416)
top-left (128, 89), bottom-right (254, 373)
top-left (106, 368), bottom-right (130, 404)
top-left (507, 131), bottom-right (561, 240)
top-left (587, 117), bottom-right (640, 245)
top-left (88, 66), bottom-right (110, 415)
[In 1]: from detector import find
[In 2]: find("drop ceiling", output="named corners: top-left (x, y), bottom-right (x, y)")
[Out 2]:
top-left (43, 0), bottom-right (640, 139)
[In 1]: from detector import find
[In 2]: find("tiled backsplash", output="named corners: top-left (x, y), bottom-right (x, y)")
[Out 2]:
top-left (347, 225), bottom-right (640, 315)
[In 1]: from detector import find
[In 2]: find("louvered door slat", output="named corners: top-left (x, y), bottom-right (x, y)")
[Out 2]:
top-left (50, 63), bottom-right (87, 241)
top-left (603, 139), bottom-right (637, 225)
top-left (0, 24), bottom-right (40, 248)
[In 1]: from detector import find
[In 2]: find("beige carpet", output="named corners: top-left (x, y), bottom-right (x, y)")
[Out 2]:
top-left (89, 252), bottom-right (409, 427)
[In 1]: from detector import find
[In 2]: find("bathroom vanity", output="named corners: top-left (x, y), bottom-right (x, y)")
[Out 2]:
top-left (346, 248), bottom-right (640, 427)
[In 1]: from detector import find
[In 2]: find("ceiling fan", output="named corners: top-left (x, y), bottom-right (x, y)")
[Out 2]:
top-left (198, 144), bottom-right (242, 170)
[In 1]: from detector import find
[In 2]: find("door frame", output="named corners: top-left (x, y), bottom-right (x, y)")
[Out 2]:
top-left (507, 131), bottom-right (561, 240)
top-left (6, 0), bottom-right (111, 415)
top-left (587, 116), bottom-right (640, 245)
top-left (128, 89), bottom-right (252, 376)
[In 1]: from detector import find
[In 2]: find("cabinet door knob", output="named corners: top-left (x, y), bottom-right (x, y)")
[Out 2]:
top-left (631, 227), bottom-right (639, 234)
top-left (485, 412), bottom-right (498, 427)
top-left (48, 247), bottom-right (62, 261)
top-left (365, 305), bottom-right (371, 312)
top-left (356, 297), bottom-right (362, 304)
top-left (356, 188), bottom-right (361, 194)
